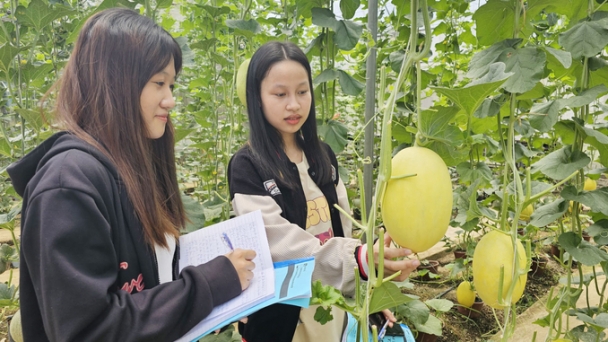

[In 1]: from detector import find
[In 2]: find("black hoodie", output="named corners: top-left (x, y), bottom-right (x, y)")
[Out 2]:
top-left (8, 132), bottom-right (242, 342)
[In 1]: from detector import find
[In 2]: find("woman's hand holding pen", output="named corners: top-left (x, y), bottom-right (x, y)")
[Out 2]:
top-left (226, 249), bottom-right (257, 291)
top-left (372, 229), bottom-right (420, 282)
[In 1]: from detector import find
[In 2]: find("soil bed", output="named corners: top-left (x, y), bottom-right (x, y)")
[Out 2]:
top-left (403, 247), bottom-right (565, 342)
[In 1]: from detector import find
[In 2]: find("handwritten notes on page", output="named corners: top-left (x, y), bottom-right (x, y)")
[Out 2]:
top-left (176, 210), bottom-right (274, 341)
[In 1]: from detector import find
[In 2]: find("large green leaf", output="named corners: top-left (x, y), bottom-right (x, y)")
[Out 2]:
top-left (340, 0), bottom-right (360, 20)
top-left (338, 69), bottom-right (364, 95)
top-left (434, 63), bottom-right (511, 117)
top-left (474, 95), bottom-right (506, 118)
top-left (181, 194), bottom-right (206, 233)
top-left (15, 108), bottom-right (47, 131)
top-left (334, 20), bottom-right (363, 51)
top-left (543, 46), bottom-right (572, 69)
top-left (561, 186), bottom-right (608, 216)
top-left (559, 17), bottom-right (608, 59)
top-left (174, 128), bottom-right (194, 144)
top-left (318, 120), bottom-right (348, 153)
top-left (311, 7), bottom-right (338, 29)
top-left (424, 132), bottom-right (468, 167)
top-left (456, 162), bottom-right (493, 185)
top-left (559, 232), bottom-right (608, 266)
top-left (15, 0), bottom-right (73, 31)
top-left (20, 62), bottom-right (54, 84)
top-left (530, 198), bottom-right (568, 227)
top-left (313, 69), bottom-right (339, 87)
top-left (425, 299), bottom-right (453, 313)
top-left (587, 220), bottom-right (608, 245)
top-left (0, 44), bottom-right (27, 73)
top-left (467, 39), bottom-right (521, 79)
top-left (560, 85), bottom-right (608, 109)
top-left (529, 100), bottom-right (562, 133)
top-left (225, 19), bottom-right (261, 35)
top-left (500, 47), bottom-right (547, 94)
top-left (369, 282), bottom-right (414, 314)
top-left (418, 106), bottom-right (459, 139)
top-left (575, 313), bottom-right (608, 331)
top-left (472, 0), bottom-right (516, 46)
top-left (395, 300), bottom-right (430, 326)
top-left (531, 146), bottom-right (591, 180)
top-left (414, 314), bottom-right (442, 336)
top-left (199, 5), bottom-right (230, 17)
top-left (296, 0), bottom-right (324, 18)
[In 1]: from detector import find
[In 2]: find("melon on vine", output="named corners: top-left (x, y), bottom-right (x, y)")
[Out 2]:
top-left (236, 58), bottom-right (250, 107)
top-left (473, 230), bottom-right (528, 309)
top-left (381, 146), bottom-right (453, 253)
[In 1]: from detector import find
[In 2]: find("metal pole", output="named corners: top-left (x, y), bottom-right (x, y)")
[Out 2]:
top-left (364, 0), bottom-right (378, 217)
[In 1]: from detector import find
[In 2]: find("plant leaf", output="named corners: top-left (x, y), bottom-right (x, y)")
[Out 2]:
top-left (0, 44), bottom-right (28, 73)
top-left (424, 299), bottom-right (453, 313)
top-left (543, 46), bottom-right (572, 69)
top-left (395, 300), bottom-right (430, 326)
top-left (559, 17), bottom-right (608, 59)
top-left (313, 69), bottom-right (340, 87)
top-left (15, 0), bottom-right (73, 31)
top-left (311, 7), bottom-right (338, 29)
top-left (500, 47), bottom-right (547, 94)
top-left (414, 314), bottom-right (442, 336)
top-left (529, 100), bottom-right (563, 133)
top-left (15, 108), bottom-right (46, 131)
top-left (467, 39), bottom-right (521, 79)
top-left (368, 282), bottom-right (414, 314)
top-left (334, 20), bottom-right (363, 51)
top-left (340, 0), bottom-right (360, 20)
top-left (472, 0), bottom-right (516, 46)
top-left (180, 194), bottom-right (206, 233)
top-left (587, 219), bottom-right (608, 245)
top-left (434, 63), bottom-right (511, 117)
top-left (561, 85), bottom-right (608, 109)
top-left (318, 120), bottom-right (348, 153)
top-left (530, 198), bottom-right (568, 227)
top-left (561, 186), bottom-right (608, 216)
top-left (559, 232), bottom-right (608, 266)
top-left (531, 146), bottom-right (591, 180)
top-left (225, 19), bottom-right (261, 35)
top-left (338, 69), bottom-right (364, 96)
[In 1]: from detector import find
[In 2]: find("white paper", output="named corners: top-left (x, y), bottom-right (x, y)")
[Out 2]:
top-left (176, 210), bottom-right (274, 342)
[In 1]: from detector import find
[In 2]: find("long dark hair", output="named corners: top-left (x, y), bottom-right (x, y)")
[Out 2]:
top-left (53, 8), bottom-right (185, 247)
top-left (245, 41), bottom-right (332, 188)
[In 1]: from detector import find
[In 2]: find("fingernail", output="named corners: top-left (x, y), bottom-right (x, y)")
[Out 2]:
top-left (411, 260), bottom-right (420, 267)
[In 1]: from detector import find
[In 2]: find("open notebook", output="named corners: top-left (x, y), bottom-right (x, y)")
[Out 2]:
top-left (175, 210), bottom-right (314, 342)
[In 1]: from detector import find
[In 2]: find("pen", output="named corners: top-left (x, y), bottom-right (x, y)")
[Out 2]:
top-left (222, 232), bottom-right (234, 251)
top-left (378, 319), bottom-right (389, 340)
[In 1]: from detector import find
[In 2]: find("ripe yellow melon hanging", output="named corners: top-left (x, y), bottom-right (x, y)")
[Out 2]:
top-left (381, 146), bottom-right (453, 253)
top-left (473, 230), bottom-right (528, 309)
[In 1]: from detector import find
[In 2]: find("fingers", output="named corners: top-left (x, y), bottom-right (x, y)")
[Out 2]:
top-left (383, 230), bottom-right (392, 246)
top-left (381, 309), bottom-right (396, 328)
top-left (382, 246), bottom-right (412, 260)
top-left (383, 258), bottom-right (420, 281)
top-left (225, 248), bottom-right (257, 291)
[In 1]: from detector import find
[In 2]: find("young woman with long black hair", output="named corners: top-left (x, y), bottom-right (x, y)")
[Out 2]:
top-left (228, 41), bottom-right (420, 342)
top-left (8, 8), bottom-right (255, 341)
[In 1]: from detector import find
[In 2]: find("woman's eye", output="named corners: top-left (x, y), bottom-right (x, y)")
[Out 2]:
top-left (275, 93), bottom-right (285, 97)
top-left (170, 84), bottom-right (175, 91)
top-left (299, 90), bottom-right (309, 95)
top-left (155, 82), bottom-right (165, 87)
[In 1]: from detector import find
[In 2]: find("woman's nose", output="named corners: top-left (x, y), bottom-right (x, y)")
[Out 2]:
top-left (162, 93), bottom-right (176, 109)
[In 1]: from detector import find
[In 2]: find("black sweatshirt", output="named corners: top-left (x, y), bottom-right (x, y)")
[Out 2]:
top-left (8, 132), bottom-right (242, 342)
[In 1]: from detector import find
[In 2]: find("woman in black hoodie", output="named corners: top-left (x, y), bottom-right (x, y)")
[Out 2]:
top-left (8, 8), bottom-right (255, 342)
